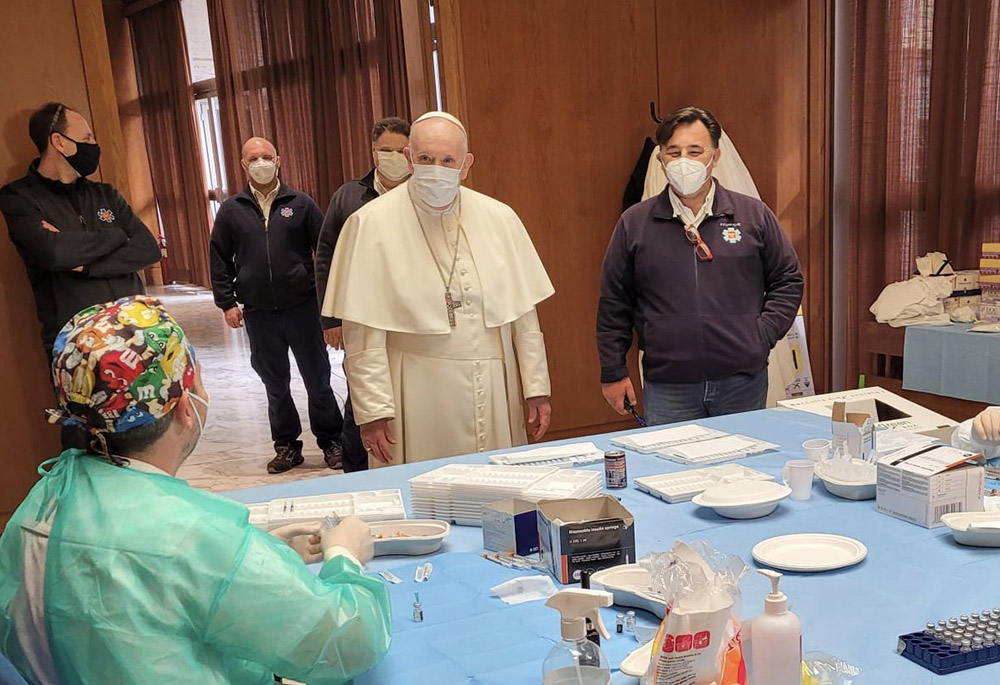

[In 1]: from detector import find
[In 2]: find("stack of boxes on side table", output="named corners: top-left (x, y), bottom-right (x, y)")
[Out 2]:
top-left (942, 269), bottom-right (981, 317)
top-left (980, 242), bottom-right (1000, 322)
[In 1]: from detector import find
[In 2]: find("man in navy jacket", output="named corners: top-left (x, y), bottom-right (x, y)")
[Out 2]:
top-left (210, 137), bottom-right (343, 473)
top-left (598, 107), bottom-right (803, 425)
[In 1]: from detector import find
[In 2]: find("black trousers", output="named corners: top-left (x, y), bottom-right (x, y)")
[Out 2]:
top-left (340, 394), bottom-right (367, 472)
top-left (243, 299), bottom-right (343, 449)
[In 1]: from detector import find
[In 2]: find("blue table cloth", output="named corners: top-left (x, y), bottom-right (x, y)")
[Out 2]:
top-left (903, 323), bottom-right (1000, 404)
top-left (223, 408), bottom-right (1000, 684)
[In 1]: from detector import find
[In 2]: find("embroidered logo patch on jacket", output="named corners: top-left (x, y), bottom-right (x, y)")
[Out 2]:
top-left (97, 208), bottom-right (115, 223)
top-left (279, 207), bottom-right (293, 218)
top-left (721, 226), bottom-right (742, 244)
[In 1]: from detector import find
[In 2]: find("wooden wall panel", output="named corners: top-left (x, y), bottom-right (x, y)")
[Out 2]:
top-left (0, 0), bottom-right (128, 529)
top-left (435, 0), bottom-right (831, 439)
top-left (655, 0), bottom-right (831, 391)
top-left (436, 0), bottom-right (658, 438)
top-left (103, 0), bottom-right (164, 284)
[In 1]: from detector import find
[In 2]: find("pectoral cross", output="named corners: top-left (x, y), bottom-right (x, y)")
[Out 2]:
top-left (445, 290), bottom-right (462, 328)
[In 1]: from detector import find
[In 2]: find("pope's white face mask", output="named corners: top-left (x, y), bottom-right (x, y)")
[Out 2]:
top-left (410, 162), bottom-right (463, 210)
top-left (376, 151), bottom-right (410, 182)
top-left (664, 156), bottom-right (712, 197)
top-left (248, 159), bottom-right (277, 185)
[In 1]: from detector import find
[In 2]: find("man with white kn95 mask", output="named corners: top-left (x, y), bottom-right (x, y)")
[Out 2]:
top-left (210, 136), bottom-right (345, 474)
top-left (323, 111), bottom-right (555, 467)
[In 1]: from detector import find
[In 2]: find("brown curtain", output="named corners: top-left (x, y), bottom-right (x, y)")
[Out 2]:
top-left (207, 0), bottom-right (411, 208)
top-left (847, 0), bottom-right (1000, 380)
top-left (130, 0), bottom-right (213, 288)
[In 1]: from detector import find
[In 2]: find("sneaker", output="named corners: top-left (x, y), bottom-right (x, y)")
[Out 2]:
top-left (268, 445), bottom-right (304, 474)
top-left (323, 442), bottom-right (344, 470)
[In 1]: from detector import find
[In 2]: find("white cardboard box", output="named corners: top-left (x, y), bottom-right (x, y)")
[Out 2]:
top-left (832, 401), bottom-right (876, 461)
top-left (777, 387), bottom-right (957, 432)
top-left (876, 445), bottom-right (984, 528)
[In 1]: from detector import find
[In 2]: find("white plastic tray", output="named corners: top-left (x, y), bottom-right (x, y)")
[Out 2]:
top-left (248, 489), bottom-right (406, 530)
top-left (635, 464), bottom-right (775, 503)
top-left (611, 424), bottom-right (728, 453)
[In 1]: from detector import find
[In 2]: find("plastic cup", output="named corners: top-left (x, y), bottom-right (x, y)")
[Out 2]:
top-left (782, 459), bottom-right (815, 500)
top-left (802, 438), bottom-right (831, 462)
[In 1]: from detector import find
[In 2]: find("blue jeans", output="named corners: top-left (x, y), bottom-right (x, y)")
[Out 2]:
top-left (643, 369), bottom-right (768, 426)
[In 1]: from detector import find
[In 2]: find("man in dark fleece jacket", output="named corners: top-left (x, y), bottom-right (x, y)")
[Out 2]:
top-left (210, 137), bottom-right (343, 475)
top-left (0, 102), bottom-right (161, 358)
top-left (314, 117), bottom-right (410, 473)
top-left (598, 107), bottom-right (803, 425)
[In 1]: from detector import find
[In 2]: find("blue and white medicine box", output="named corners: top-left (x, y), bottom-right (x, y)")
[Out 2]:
top-left (482, 499), bottom-right (539, 557)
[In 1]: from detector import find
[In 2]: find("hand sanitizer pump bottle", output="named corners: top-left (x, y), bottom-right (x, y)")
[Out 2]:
top-left (750, 569), bottom-right (802, 685)
top-left (542, 588), bottom-right (614, 685)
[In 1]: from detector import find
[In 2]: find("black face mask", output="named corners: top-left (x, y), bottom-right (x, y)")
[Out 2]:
top-left (59, 135), bottom-right (101, 177)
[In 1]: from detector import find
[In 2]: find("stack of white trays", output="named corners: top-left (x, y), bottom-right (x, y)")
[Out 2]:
top-left (611, 425), bottom-right (728, 454)
top-left (409, 464), bottom-right (603, 526)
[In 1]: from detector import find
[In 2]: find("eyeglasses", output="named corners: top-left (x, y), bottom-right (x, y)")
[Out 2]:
top-left (684, 224), bottom-right (714, 261)
top-left (623, 395), bottom-right (646, 427)
top-left (48, 104), bottom-right (65, 138)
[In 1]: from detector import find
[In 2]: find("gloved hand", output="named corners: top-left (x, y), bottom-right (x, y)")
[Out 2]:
top-left (973, 407), bottom-right (1000, 445)
top-left (321, 515), bottom-right (374, 565)
top-left (269, 522), bottom-right (323, 564)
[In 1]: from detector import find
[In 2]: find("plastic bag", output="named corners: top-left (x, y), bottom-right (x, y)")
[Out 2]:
top-left (802, 652), bottom-right (862, 685)
top-left (640, 541), bottom-right (748, 685)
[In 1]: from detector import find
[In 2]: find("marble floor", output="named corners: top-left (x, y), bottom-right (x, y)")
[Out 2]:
top-left (150, 285), bottom-right (349, 492)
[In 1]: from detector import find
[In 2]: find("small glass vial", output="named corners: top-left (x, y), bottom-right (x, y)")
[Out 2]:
top-left (961, 639), bottom-right (972, 653)
top-left (625, 610), bottom-right (636, 633)
top-left (986, 637), bottom-right (996, 648)
top-left (937, 620), bottom-right (948, 630)
top-left (924, 622), bottom-right (936, 635)
top-left (616, 612), bottom-right (625, 634)
top-left (412, 593), bottom-right (423, 623)
top-left (973, 637), bottom-right (984, 650)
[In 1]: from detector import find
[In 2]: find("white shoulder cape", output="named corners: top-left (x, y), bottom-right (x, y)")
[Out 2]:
top-left (324, 182), bottom-right (554, 334)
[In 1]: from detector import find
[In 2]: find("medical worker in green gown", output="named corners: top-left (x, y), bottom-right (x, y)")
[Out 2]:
top-left (0, 296), bottom-right (391, 684)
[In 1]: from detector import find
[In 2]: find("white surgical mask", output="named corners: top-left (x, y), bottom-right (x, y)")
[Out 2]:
top-left (188, 391), bottom-right (210, 439)
top-left (248, 159), bottom-right (277, 185)
top-left (410, 162), bottom-right (462, 210)
top-left (376, 151), bottom-right (410, 182)
top-left (664, 156), bottom-right (711, 197)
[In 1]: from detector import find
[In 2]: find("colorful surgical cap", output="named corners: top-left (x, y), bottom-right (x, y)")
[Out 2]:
top-left (48, 296), bottom-right (197, 434)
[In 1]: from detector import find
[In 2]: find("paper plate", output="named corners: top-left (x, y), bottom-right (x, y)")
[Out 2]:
top-left (752, 533), bottom-right (867, 572)
top-left (941, 512), bottom-right (1000, 547)
top-left (370, 519), bottom-right (450, 556)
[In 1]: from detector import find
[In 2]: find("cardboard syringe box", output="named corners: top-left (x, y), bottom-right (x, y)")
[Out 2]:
top-left (832, 400), bottom-right (876, 461)
top-left (482, 499), bottom-right (538, 557)
top-left (537, 496), bottom-right (636, 585)
top-left (876, 444), bottom-right (985, 528)
top-left (778, 387), bottom-right (957, 432)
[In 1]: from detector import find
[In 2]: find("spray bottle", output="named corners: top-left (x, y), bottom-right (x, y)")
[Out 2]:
top-left (542, 588), bottom-right (613, 684)
top-left (749, 569), bottom-right (802, 685)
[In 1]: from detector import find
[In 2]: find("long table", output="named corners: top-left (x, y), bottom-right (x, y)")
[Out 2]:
top-left (904, 323), bottom-right (1000, 404)
top-left (225, 408), bottom-right (1000, 684)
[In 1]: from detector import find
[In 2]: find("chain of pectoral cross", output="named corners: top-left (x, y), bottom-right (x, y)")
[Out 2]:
top-left (415, 201), bottom-right (466, 328)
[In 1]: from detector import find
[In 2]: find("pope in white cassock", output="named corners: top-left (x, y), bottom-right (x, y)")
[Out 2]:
top-left (323, 111), bottom-right (555, 467)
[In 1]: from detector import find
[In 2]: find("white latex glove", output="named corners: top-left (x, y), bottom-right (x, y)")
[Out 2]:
top-left (973, 408), bottom-right (1000, 445)
top-left (269, 522), bottom-right (323, 564)
top-left (321, 515), bottom-right (374, 564)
